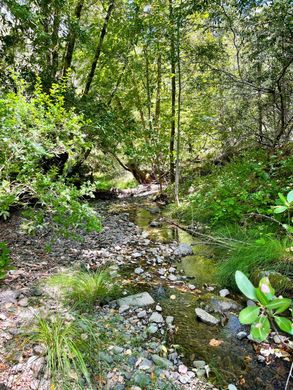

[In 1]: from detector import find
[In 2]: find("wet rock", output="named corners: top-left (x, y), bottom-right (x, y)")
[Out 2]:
top-left (117, 292), bottom-right (155, 308)
top-left (150, 221), bottom-right (161, 227)
top-left (228, 385), bottom-right (238, 390)
top-left (209, 297), bottom-right (241, 313)
top-left (149, 312), bottom-right (164, 323)
top-left (174, 243), bottom-right (193, 256)
top-left (151, 354), bottom-right (173, 369)
top-left (219, 288), bottom-right (230, 297)
top-left (195, 308), bottom-right (219, 325)
top-left (237, 331), bottom-right (247, 340)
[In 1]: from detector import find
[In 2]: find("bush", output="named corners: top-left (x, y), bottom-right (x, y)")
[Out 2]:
top-left (186, 150), bottom-right (293, 225)
top-left (0, 75), bottom-right (100, 236)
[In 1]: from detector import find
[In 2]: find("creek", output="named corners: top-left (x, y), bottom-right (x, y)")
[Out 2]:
top-left (109, 198), bottom-right (290, 389)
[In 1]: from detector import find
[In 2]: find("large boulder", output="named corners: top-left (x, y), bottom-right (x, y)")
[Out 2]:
top-left (117, 292), bottom-right (155, 308)
top-left (174, 243), bottom-right (193, 257)
top-left (195, 308), bottom-right (219, 325)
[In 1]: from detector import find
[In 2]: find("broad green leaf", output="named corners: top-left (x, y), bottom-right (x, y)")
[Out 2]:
top-left (250, 316), bottom-right (270, 342)
top-left (278, 192), bottom-right (287, 205)
top-left (273, 205), bottom-right (287, 214)
top-left (239, 306), bottom-right (260, 324)
top-left (274, 316), bottom-right (293, 335)
top-left (266, 298), bottom-right (292, 314)
top-left (259, 277), bottom-right (275, 300)
top-left (256, 288), bottom-right (270, 306)
top-left (235, 271), bottom-right (257, 301)
top-left (287, 190), bottom-right (293, 204)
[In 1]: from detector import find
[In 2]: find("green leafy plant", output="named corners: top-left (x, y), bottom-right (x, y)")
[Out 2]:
top-left (49, 270), bottom-right (121, 311)
top-left (29, 315), bottom-right (98, 389)
top-left (235, 271), bottom-right (292, 342)
top-left (0, 242), bottom-right (11, 280)
top-left (273, 190), bottom-right (293, 234)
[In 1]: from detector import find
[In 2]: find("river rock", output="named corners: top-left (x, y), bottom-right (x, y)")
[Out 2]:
top-left (150, 221), bottom-right (161, 227)
top-left (137, 310), bottom-right (147, 319)
top-left (174, 243), bottom-right (193, 256)
top-left (138, 358), bottom-right (153, 371)
top-left (117, 292), bottom-right (155, 308)
top-left (151, 354), bottom-right (173, 368)
top-left (148, 324), bottom-right (158, 334)
top-left (236, 331), bottom-right (247, 340)
top-left (166, 316), bottom-right (174, 325)
top-left (219, 288), bottom-right (230, 297)
top-left (134, 267), bottom-right (144, 275)
top-left (209, 297), bottom-right (241, 313)
top-left (193, 360), bottom-right (206, 369)
top-left (149, 312), bottom-right (164, 323)
top-left (228, 384), bottom-right (238, 390)
top-left (195, 308), bottom-right (219, 325)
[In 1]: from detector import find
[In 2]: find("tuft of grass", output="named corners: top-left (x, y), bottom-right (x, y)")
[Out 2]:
top-left (29, 316), bottom-right (98, 389)
top-left (49, 270), bottom-right (122, 311)
top-left (217, 237), bottom-right (291, 289)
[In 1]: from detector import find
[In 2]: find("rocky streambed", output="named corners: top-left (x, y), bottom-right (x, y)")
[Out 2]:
top-left (0, 196), bottom-right (291, 389)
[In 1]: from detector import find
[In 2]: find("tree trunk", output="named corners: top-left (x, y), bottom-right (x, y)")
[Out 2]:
top-left (169, 0), bottom-right (176, 184)
top-left (175, 17), bottom-right (181, 205)
top-left (83, 0), bottom-right (115, 95)
top-left (63, 0), bottom-right (84, 76)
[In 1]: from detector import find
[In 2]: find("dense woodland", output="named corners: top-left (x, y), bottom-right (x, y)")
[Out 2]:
top-left (0, 0), bottom-right (292, 389)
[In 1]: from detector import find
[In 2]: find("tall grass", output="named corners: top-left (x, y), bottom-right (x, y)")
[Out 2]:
top-left (217, 237), bottom-right (291, 289)
top-left (29, 316), bottom-right (98, 389)
top-left (49, 270), bottom-right (121, 311)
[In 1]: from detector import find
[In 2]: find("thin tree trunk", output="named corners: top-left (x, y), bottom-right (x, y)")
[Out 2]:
top-left (63, 0), bottom-right (84, 76)
top-left (83, 0), bottom-right (115, 95)
top-left (169, 0), bottom-right (176, 184)
top-left (144, 46), bottom-right (153, 133)
top-left (107, 61), bottom-right (128, 105)
top-left (175, 17), bottom-right (181, 205)
top-left (50, 9), bottom-right (61, 83)
top-left (154, 53), bottom-right (163, 192)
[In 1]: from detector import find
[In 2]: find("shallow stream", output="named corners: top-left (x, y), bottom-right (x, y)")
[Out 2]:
top-left (110, 200), bottom-right (290, 389)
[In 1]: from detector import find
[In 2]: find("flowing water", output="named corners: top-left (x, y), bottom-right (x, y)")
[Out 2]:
top-left (109, 200), bottom-right (290, 389)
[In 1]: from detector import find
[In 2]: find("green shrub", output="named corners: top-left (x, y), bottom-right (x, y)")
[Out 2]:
top-left (0, 75), bottom-right (101, 236)
top-left (49, 270), bottom-right (122, 311)
top-left (185, 150), bottom-right (293, 225)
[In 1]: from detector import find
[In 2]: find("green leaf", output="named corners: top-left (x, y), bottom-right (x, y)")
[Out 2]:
top-left (235, 271), bottom-right (257, 301)
top-left (250, 316), bottom-right (271, 342)
top-left (266, 298), bottom-right (292, 314)
top-left (258, 277), bottom-right (275, 300)
top-left (274, 316), bottom-right (293, 335)
top-left (287, 190), bottom-right (293, 204)
top-left (239, 306), bottom-right (260, 324)
top-left (256, 288), bottom-right (270, 306)
top-left (278, 192), bottom-right (287, 205)
top-left (273, 205), bottom-right (287, 214)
